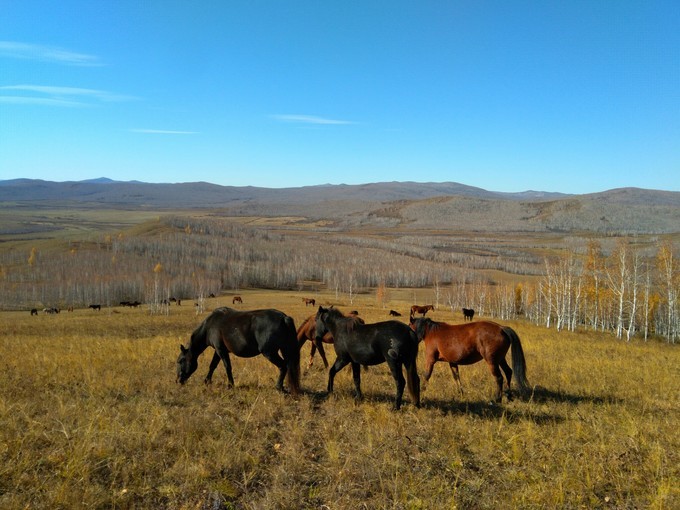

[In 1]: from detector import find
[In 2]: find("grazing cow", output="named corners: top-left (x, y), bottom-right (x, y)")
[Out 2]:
top-left (233, 296), bottom-right (243, 304)
top-left (389, 310), bottom-right (402, 317)
top-left (462, 308), bottom-right (475, 321)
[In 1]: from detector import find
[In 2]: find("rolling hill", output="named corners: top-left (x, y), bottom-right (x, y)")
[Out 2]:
top-left (1, 178), bottom-right (678, 234)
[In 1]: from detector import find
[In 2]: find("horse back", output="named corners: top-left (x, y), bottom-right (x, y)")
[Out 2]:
top-left (336, 320), bottom-right (415, 365)
top-left (429, 321), bottom-right (509, 364)
top-left (207, 308), bottom-right (294, 357)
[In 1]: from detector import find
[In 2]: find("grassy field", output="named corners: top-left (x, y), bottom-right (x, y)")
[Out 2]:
top-left (1, 290), bottom-right (678, 509)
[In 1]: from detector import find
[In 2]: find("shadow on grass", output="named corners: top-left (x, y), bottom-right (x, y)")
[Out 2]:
top-left (526, 385), bottom-right (624, 406)
top-left (417, 396), bottom-right (564, 424)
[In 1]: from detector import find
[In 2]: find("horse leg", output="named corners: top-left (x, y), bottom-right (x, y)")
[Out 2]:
top-left (351, 362), bottom-right (363, 401)
top-left (308, 342), bottom-right (317, 369)
top-left (220, 352), bottom-right (236, 388)
top-left (316, 341), bottom-right (330, 370)
top-left (204, 352), bottom-right (221, 385)
top-left (449, 363), bottom-right (463, 396)
top-left (387, 360), bottom-right (406, 410)
top-left (499, 358), bottom-right (513, 401)
top-left (261, 350), bottom-right (287, 392)
top-left (327, 357), bottom-right (350, 394)
top-left (487, 362), bottom-right (504, 403)
top-left (422, 355), bottom-right (436, 390)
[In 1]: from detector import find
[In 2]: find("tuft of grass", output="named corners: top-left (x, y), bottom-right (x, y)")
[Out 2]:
top-left (1, 290), bottom-right (678, 509)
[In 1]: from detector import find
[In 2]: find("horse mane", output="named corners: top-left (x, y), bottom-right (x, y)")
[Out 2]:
top-left (344, 315), bottom-right (364, 332)
top-left (323, 306), bottom-right (363, 333)
top-left (425, 318), bottom-right (441, 331)
top-left (413, 317), bottom-right (441, 339)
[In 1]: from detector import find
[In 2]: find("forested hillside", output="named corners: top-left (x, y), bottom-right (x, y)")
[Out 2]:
top-left (2, 214), bottom-right (678, 343)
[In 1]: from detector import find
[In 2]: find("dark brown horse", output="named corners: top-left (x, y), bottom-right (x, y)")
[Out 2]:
top-left (232, 296), bottom-right (243, 304)
top-left (411, 304), bottom-right (434, 317)
top-left (177, 307), bottom-right (301, 395)
top-left (409, 317), bottom-right (529, 403)
top-left (302, 297), bottom-right (316, 307)
top-left (297, 310), bottom-right (362, 369)
top-left (389, 310), bottom-right (402, 317)
top-left (316, 306), bottom-right (420, 410)
top-left (462, 308), bottom-right (475, 321)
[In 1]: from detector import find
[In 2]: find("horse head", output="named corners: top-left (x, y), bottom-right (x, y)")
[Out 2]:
top-left (176, 344), bottom-right (198, 384)
top-left (409, 317), bottom-right (433, 341)
top-left (314, 306), bottom-right (331, 342)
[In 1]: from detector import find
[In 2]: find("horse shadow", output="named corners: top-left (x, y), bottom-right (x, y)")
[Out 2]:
top-left (418, 397), bottom-right (562, 424)
top-left (417, 385), bottom-right (624, 423)
top-left (526, 385), bottom-right (624, 406)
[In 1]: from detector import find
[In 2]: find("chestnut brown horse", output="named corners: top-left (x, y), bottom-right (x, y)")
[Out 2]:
top-left (409, 317), bottom-right (529, 403)
top-left (297, 310), bottom-right (362, 368)
top-left (411, 304), bottom-right (434, 317)
top-left (297, 314), bottom-right (333, 368)
top-left (232, 296), bottom-right (243, 304)
top-left (302, 297), bottom-right (316, 306)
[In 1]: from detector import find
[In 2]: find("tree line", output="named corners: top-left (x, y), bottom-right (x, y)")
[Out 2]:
top-left (0, 216), bottom-right (677, 342)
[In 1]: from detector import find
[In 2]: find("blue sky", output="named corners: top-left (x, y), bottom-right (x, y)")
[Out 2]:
top-left (1, 1), bottom-right (678, 194)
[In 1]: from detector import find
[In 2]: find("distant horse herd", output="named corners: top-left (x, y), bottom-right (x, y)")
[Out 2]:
top-left (24, 297), bottom-right (525, 410)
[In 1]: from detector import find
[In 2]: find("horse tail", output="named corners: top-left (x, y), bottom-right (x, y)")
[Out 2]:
top-left (504, 327), bottom-right (529, 392)
top-left (404, 328), bottom-right (420, 407)
top-left (283, 316), bottom-right (302, 395)
top-left (390, 328), bottom-right (421, 407)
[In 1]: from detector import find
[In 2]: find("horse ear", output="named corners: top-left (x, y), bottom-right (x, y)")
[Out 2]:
top-left (180, 344), bottom-right (187, 353)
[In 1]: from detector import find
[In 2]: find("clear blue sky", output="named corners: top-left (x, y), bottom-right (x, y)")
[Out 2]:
top-left (1, 1), bottom-right (678, 194)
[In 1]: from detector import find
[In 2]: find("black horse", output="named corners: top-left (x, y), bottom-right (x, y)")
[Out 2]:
top-left (462, 308), bottom-right (475, 321)
top-left (315, 306), bottom-right (420, 410)
top-left (177, 307), bottom-right (301, 395)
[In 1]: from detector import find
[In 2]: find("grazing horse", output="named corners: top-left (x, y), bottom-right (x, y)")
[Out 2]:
top-left (303, 297), bottom-right (316, 307)
top-left (411, 304), bottom-right (434, 317)
top-left (297, 310), bottom-right (363, 369)
top-left (409, 317), bottom-right (529, 403)
top-left (315, 306), bottom-right (420, 410)
top-left (232, 296), bottom-right (243, 304)
top-left (89, 304), bottom-right (101, 311)
top-left (177, 307), bottom-right (301, 395)
top-left (462, 308), bottom-right (475, 321)
top-left (30, 308), bottom-right (38, 316)
top-left (388, 310), bottom-right (402, 317)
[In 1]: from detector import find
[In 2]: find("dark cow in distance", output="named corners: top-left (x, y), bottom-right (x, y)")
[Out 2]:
top-left (463, 308), bottom-right (475, 321)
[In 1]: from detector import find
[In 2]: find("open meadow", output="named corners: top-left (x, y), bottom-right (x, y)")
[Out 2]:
top-left (1, 289), bottom-right (678, 509)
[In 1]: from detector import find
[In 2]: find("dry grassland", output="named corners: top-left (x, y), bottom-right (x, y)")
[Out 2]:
top-left (1, 290), bottom-right (678, 509)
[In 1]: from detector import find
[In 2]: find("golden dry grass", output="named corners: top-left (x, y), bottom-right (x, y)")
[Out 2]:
top-left (1, 290), bottom-right (678, 509)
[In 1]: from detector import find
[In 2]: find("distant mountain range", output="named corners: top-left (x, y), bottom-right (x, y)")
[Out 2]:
top-left (1, 178), bottom-right (679, 234)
